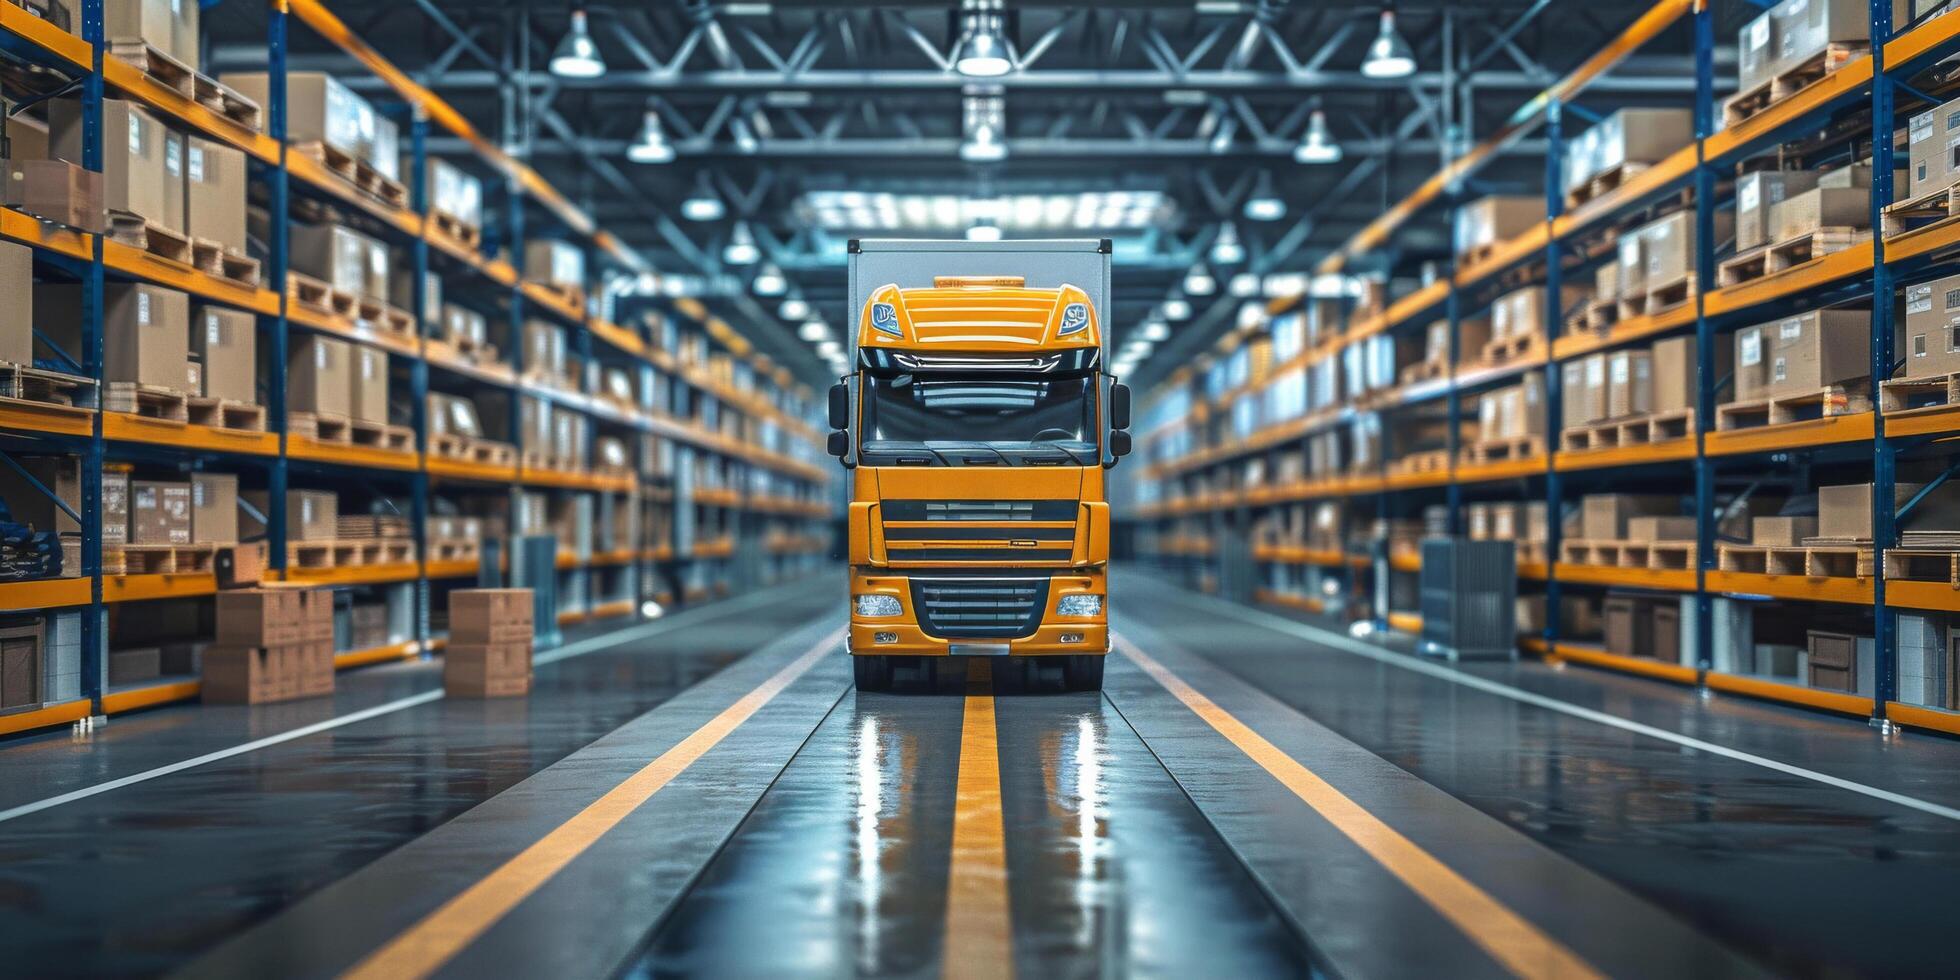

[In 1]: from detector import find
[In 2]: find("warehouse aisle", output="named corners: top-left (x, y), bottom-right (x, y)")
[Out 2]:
top-left (6, 572), bottom-right (1959, 977)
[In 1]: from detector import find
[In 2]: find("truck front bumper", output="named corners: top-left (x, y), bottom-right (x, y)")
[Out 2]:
top-left (848, 568), bottom-right (1108, 657)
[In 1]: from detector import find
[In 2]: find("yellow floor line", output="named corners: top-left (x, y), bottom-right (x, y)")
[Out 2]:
top-left (340, 627), bottom-right (844, 980)
top-left (942, 659), bottom-right (1013, 980)
top-left (1115, 636), bottom-right (1602, 980)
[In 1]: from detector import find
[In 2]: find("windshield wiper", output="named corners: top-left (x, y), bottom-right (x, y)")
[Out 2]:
top-left (1038, 442), bottom-right (1096, 465)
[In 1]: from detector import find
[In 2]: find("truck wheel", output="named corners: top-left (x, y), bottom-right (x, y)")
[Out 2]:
top-left (854, 655), bottom-right (893, 692)
top-left (1062, 655), bottom-right (1104, 692)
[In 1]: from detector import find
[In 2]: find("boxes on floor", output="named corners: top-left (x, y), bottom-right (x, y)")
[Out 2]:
top-left (449, 588), bottom-right (534, 643)
top-left (444, 641), bottom-right (532, 698)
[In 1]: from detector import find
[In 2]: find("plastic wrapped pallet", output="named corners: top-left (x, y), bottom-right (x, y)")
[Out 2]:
top-left (223, 72), bottom-right (376, 164)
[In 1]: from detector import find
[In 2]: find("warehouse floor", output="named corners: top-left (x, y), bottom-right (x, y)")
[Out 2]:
top-left (2, 573), bottom-right (1956, 978)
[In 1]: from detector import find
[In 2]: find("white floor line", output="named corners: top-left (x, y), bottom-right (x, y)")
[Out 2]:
top-left (1139, 584), bottom-right (1960, 824)
top-left (0, 584), bottom-right (828, 825)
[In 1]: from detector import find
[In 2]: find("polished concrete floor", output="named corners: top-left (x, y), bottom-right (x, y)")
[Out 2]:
top-left (1, 570), bottom-right (1956, 978)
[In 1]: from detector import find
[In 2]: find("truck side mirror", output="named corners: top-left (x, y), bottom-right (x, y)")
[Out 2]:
top-left (1109, 429), bottom-right (1132, 459)
top-left (827, 429), bottom-right (850, 458)
top-left (1110, 382), bottom-right (1131, 431)
top-left (827, 382), bottom-right (849, 431)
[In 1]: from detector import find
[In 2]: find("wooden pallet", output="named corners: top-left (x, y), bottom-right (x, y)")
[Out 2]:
top-left (527, 280), bottom-right (586, 311)
top-left (1462, 435), bottom-right (1542, 464)
top-left (107, 39), bottom-right (195, 97)
top-left (1617, 273), bottom-right (1693, 320)
top-left (1722, 42), bottom-right (1868, 129)
top-left (1386, 448), bottom-right (1450, 476)
top-left (286, 539), bottom-right (412, 569)
top-left (190, 72), bottom-right (262, 130)
top-left (191, 239), bottom-right (261, 287)
top-left (1715, 383), bottom-right (1869, 430)
top-left (348, 295), bottom-right (416, 337)
top-left (103, 382), bottom-right (187, 422)
top-left (430, 538), bottom-right (482, 563)
top-left (1561, 413), bottom-right (1654, 452)
top-left (1879, 370), bottom-right (1960, 414)
top-left (431, 210), bottom-right (482, 248)
top-left (1716, 228), bottom-right (1869, 287)
top-left (1398, 359), bottom-right (1447, 385)
top-left (287, 270), bottom-right (357, 318)
top-left (1883, 549), bottom-right (1960, 584)
top-left (1459, 240), bottom-right (1501, 267)
top-left (185, 396), bottom-right (265, 432)
top-left (1479, 331), bottom-right (1539, 365)
top-left (290, 411), bottom-right (413, 450)
top-left (430, 432), bottom-right (517, 467)
top-left (107, 211), bottom-right (192, 264)
top-left (292, 141), bottom-right (409, 209)
top-left (1640, 541), bottom-right (1697, 571)
top-left (0, 361), bottom-right (93, 406)
top-left (1718, 542), bottom-right (1874, 578)
top-left (1560, 539), bottom-right (1626, 567)
top-left (1881, 181), bottom-right (1960, 239)
top-left (1564, 161), bottom-right (1652, 211)
top-left (118, 543), bottom-right (216, 575)
top-left (336, 515), bottom-right (413, 539)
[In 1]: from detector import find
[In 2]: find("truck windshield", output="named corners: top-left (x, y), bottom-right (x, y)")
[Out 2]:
top-left (860, 372), bottom-right (1098, 465)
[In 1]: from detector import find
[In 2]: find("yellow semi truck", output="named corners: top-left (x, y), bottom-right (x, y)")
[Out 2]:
top-left (826, 240), bottom-right (1131, 691)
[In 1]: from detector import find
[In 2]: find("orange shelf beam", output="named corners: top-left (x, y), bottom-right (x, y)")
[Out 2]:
top-left (0, 699), bottom-right (92, 737)
top-left (102, 679), bottom-right (201, 714)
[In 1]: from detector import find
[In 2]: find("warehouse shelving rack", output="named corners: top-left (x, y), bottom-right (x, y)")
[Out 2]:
top-left (1132, 0), bottom-right (1960, 737)
top-left (0, 0), bottom-right (831, 737)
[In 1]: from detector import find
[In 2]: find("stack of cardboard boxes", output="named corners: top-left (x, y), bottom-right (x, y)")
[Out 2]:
top-left (1468, 374), bottom-right (1546, 455)
top-left (524, 240), bottom-right (586, 304)
top-left (1729, 309), bottom-right (1870, 408)
top-left (288, 335), bottom-right (390, 429)
top-left (224, 71), bottom-right (399, 192)
top-left (1561, 108), bottom-right (1694, 207)
top-left (1615, 210), bottom-right (1735, 317)
top-left (445, 589), bottom-right (534, 698)
top-left (1561, 334), bottom-right (1728, 446)
top-left (1453, 196), bottom-right (1542, 262)
top-left (204, 587), bottom-right (334, 704)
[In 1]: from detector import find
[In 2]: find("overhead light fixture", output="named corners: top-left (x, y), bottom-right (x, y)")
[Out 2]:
top-left (549, 9), bottom-right (606, 79)
top-left (1361, 10), bottom-right (1415, 79)
top-left (1122, 340), bottom-right (1153, 358)
top-left (625, 107), bottom-right (674, 164)
top-left (817, 340), bottom-right (842, 357)
top-left (799, 319), bottom-right (829, 342)
top-left (1243, 172), bottom-right (1284, 221)
top-left (722, 222), bottom-right (760, 265)
top-left (1161, 298), bottom-right (1192, 320)
top-left (1210, 223), bottom-right (1244, 265)
top-left (1295, 109), bottom-right (1342, 164)
top-left (1209, 119), bottom-right (1234, 154)
top-left (730, 117), bottom-right (760, 154)
top-left (1184, 263), bottom-right (1216, 296)
top-left (1141, 320), bottom-right (1171, 342)
top-left (1237, 300), bottom-right (1266, 326)
top-left (961, 126), bottom-right (1007, 162)
top-left (752, 263), bottom-right (787, 295)
top-left (953, 1), bottom-right (1013, 78)
top-left (966, 222), bottom-right (1003, 242)
top-left (1229, 273), bottom-right (1260, 297)
top-left (961, 93), bottom-right (1008, 162)
top-left (681, 177), bottom-right (724, 221)
top-left (779, 298), bottom-right (810, 320)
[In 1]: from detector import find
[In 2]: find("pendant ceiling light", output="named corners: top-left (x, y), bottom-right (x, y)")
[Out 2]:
top-left (1295, 109), bottom-right (1342, 164)
top-left (1361, 10), bottom-right (1415, 79)
top-left (953, 1), bottom-right (1013, 77)
top-left (723, 222), bottom-right (760, 265)
top-left (625, 107), bottom-right (673, 164)
top-left (550, 9), bottom-right (606, 79)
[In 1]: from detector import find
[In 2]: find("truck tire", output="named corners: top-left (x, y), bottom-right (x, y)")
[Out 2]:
top-left (854, 655), bottom-right (893, 692)
top-left (1062, 655), bottom-right (1104, 692)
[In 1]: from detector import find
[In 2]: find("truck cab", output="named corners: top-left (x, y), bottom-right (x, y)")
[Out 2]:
top-left (827, 240), bottom-right (1131, 691)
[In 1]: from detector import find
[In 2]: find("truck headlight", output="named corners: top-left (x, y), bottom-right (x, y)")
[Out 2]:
top-left (1058, 303), bottom-right (1089, 335)
top-left (1057, 594), bottom-right (1103, 617)
top-left (871, 303), bottom-right (901, 337)
top-left (854, 594), bottom-right (902, 617)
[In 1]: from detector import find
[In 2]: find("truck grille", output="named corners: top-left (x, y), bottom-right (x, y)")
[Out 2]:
top-left (884, 499), bottom-right (1076, 522)
top-left (910, 576), bottom-right (1050, 640)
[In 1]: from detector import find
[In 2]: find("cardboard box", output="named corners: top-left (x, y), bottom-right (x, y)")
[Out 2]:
top-left (523, 320), bottom-right (567, 378)
top-left (1738, 8), bottom-right (1777, 93)
top-left (1, 159), bottom-right (105, 233)
top-left (1651, 335), bottom-right (1734, 414)
top-left (449, 588), bottom-right (534, 642)
top-left (191, 472), bottom-right (237, 544)
top-left (290, 335), bottom-right (352, 419)
top-left (1763, 309), bottom-right (1869, 398)
top-left (106, 0), bottom-right (197, 69)
top-left (1904, 272), bottom-right (1960, 378)
top-left (1635, 210), bottom-right (1734, 289)
top-left (0, 622), bottom-right (43, 710)
top-left (215, 589), bottom-right (306, 646)
top-left (1771, 0), bottom-right (1871, 79)
top-left (1652, 602), bottom-right (1682, 664)
top-left (242, 488), bottom-right (338, 543)
top-left (201, 646), bottom-right (281, 704)
top-left (1607, 349), bottom-right (1652, 419)
top-left (444, 658), bottom-right (531, 698)
top-left (1628, 516), bottom-right (1697, 542)
top-left (1605, 595), bottom-right (1656, 657)
top-left (430, 158), bottom-right (483, 227)
top-left (1453, 196), bottom-right (1541, 255)
top-left (37, 282), bottom-right (190, 392)
top-left (0, 241), bottom-right (29, 366)
top-left (193, 306), bottom-right (255, 404)
top-left (428, 392), bottom-right (481, 438)
top-left (1808, 629), bottom-right (1868, 693)
top-left (1908, 98), bottom-right (1960, 200)
top-left (223, 72), bottom-right (375, 162)
top-left (50, 99), bottom-right (170, 228)
top-left (290, 223), bottom-right (389, 302)
top-left (215, 542), bottom-right (264, 588)
top-left (524, 239), bottom-right (585, 292)
top-left (1564, 108), bottom-right (1694, 192)
top-left (440, 304), bottom-right (487, 350)
top-left (108, 646), bottom-right (161, 685)
top-left (130, 479), bottom-right (191, 545)
top-left (0, 458), bottom-right (128, 545)
top-left (1735, 170), bottom-right (1818, 251)
top-left (1815, 481), bottom-right (1960, 541)
top-left (184, 137), bottom-right (247, 256)
top-left (1565, 354), bottom-right (1608, 426)
top-left (1582, 494), bottom-right (1677, 541)
top-left (1770, 186), bottom-right (1870, 242)
top-left (393, 267), bottom-right (441, 325)
top-left (1733, 324), bottom-right (1770, 401)
top-left (350, 345), bottom-right (389, 425)
top-left (1753, 515), bottom-right (1819, 546)
top-left (1594, 262), bottom-right (1620, 303)
top-left (160, 129), bottom-right (184, 234)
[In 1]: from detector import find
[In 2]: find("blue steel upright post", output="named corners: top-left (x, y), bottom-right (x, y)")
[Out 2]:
top-left (1692, 0), bottom-right (1717, 679)
top-left (80, 0), bottom-right (106, 717)
top-left (1542, 101), bottom-right (1565, 653)
top-left (1444, 202), bottom-right (1463, 537)
top-left (1869, 0), bottom-right (1898, 728)
top-left (410, 112), bottom-right (432, 650)
top-left (266, 2), bottom-right (290, 576)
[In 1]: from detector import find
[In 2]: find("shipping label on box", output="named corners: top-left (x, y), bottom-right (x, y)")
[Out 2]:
top-left (131, 480), bottom-right (191, 545)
